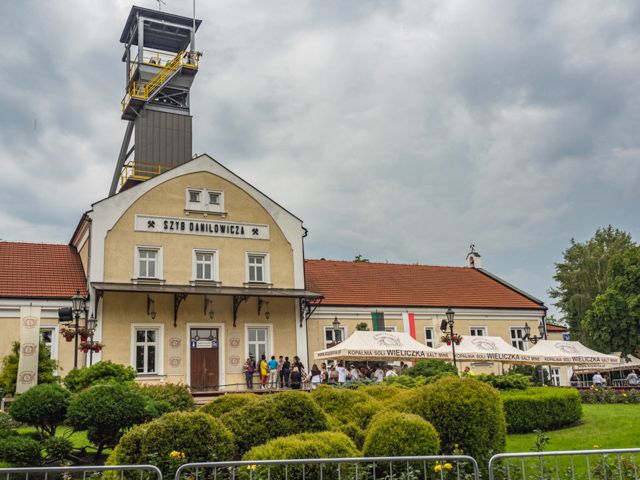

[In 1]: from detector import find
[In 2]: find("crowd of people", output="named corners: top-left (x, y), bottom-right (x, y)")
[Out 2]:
top-left (569, 369), bottom-right (639, 387)
top-left (241, 355), bottom-right (404, 390)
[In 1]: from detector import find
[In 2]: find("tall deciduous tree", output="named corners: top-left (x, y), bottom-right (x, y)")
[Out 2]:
top-left (583, 245), bottom-right (640, 356)
top-left (548, 226), bottom-right (635, 345)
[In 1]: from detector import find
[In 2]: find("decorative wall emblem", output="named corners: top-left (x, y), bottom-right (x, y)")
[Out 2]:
top-left (229, 337), bottom-right (241, 349)
top-left (22, 343), bottom-right (37, 356)
top-left (374, 333), bottom-right (403, 348)
top-left (555, 343), bottom-right (579, 354)
top-left (169, 357), bottom-right (182, 368)
top-left (21, 317), bottom-right (38, 329)
top-left (169, 337), bottom-right (182, 349)
top-left (229, 355), bottom-right (241, 366)
top-left (471, 339), bottom-right (498, 351)
top-left (18, 371), bottom-right (36, 384)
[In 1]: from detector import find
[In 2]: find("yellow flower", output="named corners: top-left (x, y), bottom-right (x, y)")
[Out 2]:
top-left (247, 465), bottom-right (256, 471)
top-left (593, 445), bottom-right (600, 449)
top-left (455, 444), bottom-right (459, 448)
top-left (623, 394), bottom-right (627, 397)
top-left (444, 463), bottom-right (453, 470)
top-left (434, 465), bottom-right (442, 472)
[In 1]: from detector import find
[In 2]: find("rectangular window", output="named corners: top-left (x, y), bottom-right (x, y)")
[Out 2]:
top-left (189, 191), bottom-right (200, 203)
top-left (135, 328), bottom-right (158, 374)
top-left (40, 327), bottom-right (58, 361)
top-left (551, 368), bottom-right (562, 386)
top-left (192, 249), bottom-right (219, 283)
top-left (324, 325), bottom-right (347, 348)
top-left (424, 327), bottom-right (435, 348)
top-left (511, 327), bottom-right (526, 350)
top-left (185, 188), bottom-right (225, 215)
top-left (247, 328), bottom-right (268, 362)
top-left (470, 327), bottom-right (487, 336)
top-left (139, 249), bottom-right (157, 278)
top-left (246, 252), bottom-right (269, 284)
top-left (209, 193), bottom-right (220, 204)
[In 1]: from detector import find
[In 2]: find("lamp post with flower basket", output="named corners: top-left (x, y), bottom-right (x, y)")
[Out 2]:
top-left (440, 306), bottom-right (457, 369)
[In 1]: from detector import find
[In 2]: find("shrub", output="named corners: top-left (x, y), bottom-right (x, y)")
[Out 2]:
top-left (363, 411), bottom-right (440, 457)
top-left (401, 377), bottom-right (506, 468)
top-left (241, 432), bottom-right (358, 480)
top-left (223, 391), bottom-right (329, 456)
top-left (43, 436), bottom-right (74, 463)
top-left (402, 359), bottom-right (458, 378)
top-left (130, 383), bottom-right (195, 411)
top-left (64, 360), bottom-right (137, 393)
top-left (311, 385), bottom-right (380, 430)
top-left (336, 378), bottom-right (378, 389)
top-left (107, 412), bottom-right (235, 477)
top-left (502, 388), bottom-right (583, 433)
top-left (200, 393), bottom-right (258, 417)
top-left (361, 385), bottom-right (405, 402)
top-left (331, 422), bottom-right (366, 450)
top-left (66, 384), bottom-right (149, 460)
top-left (0, 435), bottom-right (42, 467)
top-left (0, 342), bottom-right (59, 396)
top-left (385, 375), bottom-right (428, 389)
top-left (475, 373), bottom-right (531, 390)
top-left (0, 411), bottom-right (22, 429)
top-left (508, 364), bottom-right (550, 386)
top-left (9, 383), bottom-right (72, 439)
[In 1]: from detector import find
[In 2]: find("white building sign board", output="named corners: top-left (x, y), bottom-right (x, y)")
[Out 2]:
top-left (135, 215), bottom-right (269, 240)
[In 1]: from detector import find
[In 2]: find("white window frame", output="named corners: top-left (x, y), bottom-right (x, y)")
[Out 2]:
top-left (245, 252), bottom-right (270, 285)
top-left (134, 245), bottom-right (163, 281)
top-left (424, 327), bottom-right (435, 348)
top-left (191, 248), bottom-right (220, 284)
top-left (185, 187), bottom-right (225, 216)
top-left (510, 326), bottom-right (528, 351)
top-left (469, 326), bottom-right (488, 336)
top-left (40, 326), bottom-right (59, 375)
top-left (324, 325), bottom-right (348, 348)
top-left (551, 367), bottom-right (562, 386)
top-left (131, 323), bottom-right (164, 375)
top-left (245, 323), bottom-right (273, 364)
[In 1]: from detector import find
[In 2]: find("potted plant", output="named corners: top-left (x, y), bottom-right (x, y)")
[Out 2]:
top-left (76, 326), bottom-right (95, 342)
top-left (441, 333), bottom-right (463, 346)
top-left (79, 341), bottom-right (92, 353)
top-left (91, 342), bottom-right (104, 353)
top-left (60, 328), bottom-right (76, 342)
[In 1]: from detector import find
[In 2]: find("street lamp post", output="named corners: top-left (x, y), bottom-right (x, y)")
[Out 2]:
top-left (440, 306), bottom-right (457, 369)
top-left (332, 317), bottom-right (341, 343)
top-left (87, 313), bottom-right (98, 366)
top-left (71, 290), bottom-right (85, 369)
top-left (523, 322), bottom-right (547, 385)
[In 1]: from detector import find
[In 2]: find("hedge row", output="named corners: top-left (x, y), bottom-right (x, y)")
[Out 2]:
top-left (502, 388), bottom-right (582, 434)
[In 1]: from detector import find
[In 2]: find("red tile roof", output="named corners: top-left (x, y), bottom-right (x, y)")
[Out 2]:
top-left (546, 324), bottom-right (568, 331)
top-left (305, 259), bottom-right (545, 310)
top-left (0, 242), bottom-right (87, 298)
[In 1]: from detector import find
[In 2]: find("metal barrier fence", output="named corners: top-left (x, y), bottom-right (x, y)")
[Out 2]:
top-left (175, 455), bottom-right (479, 480)
top-left (0, 465), bottom-right (162, 480)
top-left (488, 448), bottom-right (640, 480)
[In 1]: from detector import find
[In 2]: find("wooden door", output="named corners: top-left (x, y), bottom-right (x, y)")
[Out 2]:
top-left (190, 328), bottom-right (219, 390)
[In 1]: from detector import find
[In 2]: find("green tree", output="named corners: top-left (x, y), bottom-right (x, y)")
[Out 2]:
top-left (0, 341), bottom-right (59, 396)
top-left (9, 383), bottom-right (72, 439)
top-left (355, 322), bottom-right (369, 331)
top-left (583, 245), bottom-right (640, 356)
top-left (548, 226), bottom-right (635, 344)
top-left (353, 254), bottom-right (369, 262)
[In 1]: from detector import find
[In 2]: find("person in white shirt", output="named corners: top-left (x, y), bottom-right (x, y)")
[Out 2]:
top-left (373, 365), bottom-right (385, 382)
top-left (592, 372), bottom-right (605, 386)
top-left (626, 370), bottom-right (638, 386)
top-left (336, 361), bottom-right (347, 384)
top-left (349, 365), bottom-right (359, 380)
top-left (385, 365), bottom-right (398, 378)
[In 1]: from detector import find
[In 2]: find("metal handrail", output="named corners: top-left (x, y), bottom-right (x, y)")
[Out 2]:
top-left (0, 464), bottom-right (162, 480)
top-left (176, 455), bottom-right (479, 480)
top-left (120, 161), bottom-right (175, 186)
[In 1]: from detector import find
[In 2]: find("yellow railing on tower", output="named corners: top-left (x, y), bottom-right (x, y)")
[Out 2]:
top-left (120, 161), bottom-right (175, 186)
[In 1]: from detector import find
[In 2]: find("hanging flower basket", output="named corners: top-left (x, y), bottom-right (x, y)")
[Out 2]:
top-left (441, 333), bottom-right (463, 345)
top-left (446, 341), bottom-right (452, 346)
top-left (79, 341), bottom-right (104, 353)
top-left (76, 327), bottom-right (95, 338)
top-left (60, 327), bottom-right (76, 340)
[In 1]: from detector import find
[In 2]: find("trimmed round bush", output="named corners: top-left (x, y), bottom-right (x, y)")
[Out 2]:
top-left (241, 432), bottom-right (359, 480)
top-left (10, 383), bottom-right (72, 438)
top-left (332, 422), bottom-right (366, 450)
top-left (311, 385), bottom-right (379, 429)
top-left (401, 377), bottom-right (507, 464)
top-left (130, 382), bottom-right (196, 411)
top-left (107, 412), bottom-right (235, 476)
top-left (502, 388), bottom-right (583, 433)
top-left (64, 360), bottom-right (137, 393)
top-left (200, 393), bottom-right (257, 417)
top-left (0, 435), bottom-right (42, 467)
top-left (67, 384), bottom-right (149, 459)
top-left (363, 411), bottom-right (440, 458)
top-left (361, 385), bottom-right (406, 402)
top-left (223, 390), bottom-right (329, 456)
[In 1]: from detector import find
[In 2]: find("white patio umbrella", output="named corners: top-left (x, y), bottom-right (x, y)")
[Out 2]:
top-left (525, 340), bottom-right (621, 366)
top-left (573, 354), bottom-right (640, 373)
top-left (314, 331), bottom-right (451, 362)
top-left (435, 336), bottom-right (542, 365)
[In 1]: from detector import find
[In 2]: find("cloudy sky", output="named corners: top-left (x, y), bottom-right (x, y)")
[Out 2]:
top-left (1, 0), bottom-right (639, 317)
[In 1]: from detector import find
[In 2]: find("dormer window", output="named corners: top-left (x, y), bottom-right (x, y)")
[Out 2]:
top-left (185, 188), bottom-right (225, 217)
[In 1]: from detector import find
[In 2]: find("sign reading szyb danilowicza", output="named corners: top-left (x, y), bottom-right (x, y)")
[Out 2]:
top-left (135, 215), bottom-right (269, 240)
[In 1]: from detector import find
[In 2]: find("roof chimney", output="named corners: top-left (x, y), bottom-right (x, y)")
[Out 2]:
top-left (466, 245), bottom-right (481, 268)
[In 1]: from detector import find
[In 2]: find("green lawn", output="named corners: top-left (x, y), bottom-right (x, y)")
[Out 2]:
top-left (507, 404), bottom-right (640, 453)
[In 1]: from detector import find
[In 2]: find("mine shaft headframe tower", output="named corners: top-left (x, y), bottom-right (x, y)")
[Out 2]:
top-left (109, 6), bottom-right (203, 197)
